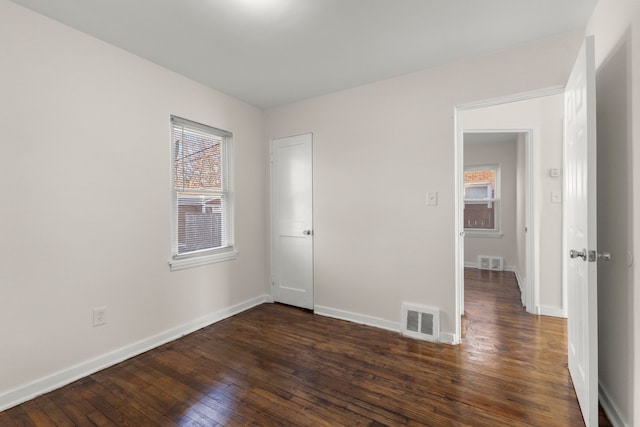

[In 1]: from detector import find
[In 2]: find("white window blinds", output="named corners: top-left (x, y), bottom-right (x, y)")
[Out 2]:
top-left (171, 116), bottom-right (233, 259)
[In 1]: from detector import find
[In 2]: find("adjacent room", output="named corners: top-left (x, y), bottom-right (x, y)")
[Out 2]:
top-left (1, 0), bottom-right (638, 425)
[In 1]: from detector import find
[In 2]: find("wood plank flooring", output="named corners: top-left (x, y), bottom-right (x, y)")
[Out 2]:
top-left (1, 269), bottom-right (611, 426)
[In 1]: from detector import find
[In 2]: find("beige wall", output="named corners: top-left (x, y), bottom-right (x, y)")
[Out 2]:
top-left (0, 0), bottom-right (269, 406)
top-left (265, 35), bottom-right (583, 339)
top-left (6, 0), bottom-right (627, 417)
top-left (463, 139), bottom-right (518, 269)
top-left (586, 0), bottom-right (640, 425)
top-left (458, 95), bottom-right (565, 316)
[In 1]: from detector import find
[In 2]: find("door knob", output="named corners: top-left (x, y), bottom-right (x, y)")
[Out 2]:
top-left (598, 252), bottom-right (611, 261)
top-left (303, 230), bottom-right (313, 236)
top-left (570, 249), bottom-right (587, 261)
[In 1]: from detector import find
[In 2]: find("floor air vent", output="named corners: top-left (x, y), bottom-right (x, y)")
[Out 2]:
top-left (401, 303), bottom-right (440, 342)
top-left (478, 255), bottom-right (504, 271)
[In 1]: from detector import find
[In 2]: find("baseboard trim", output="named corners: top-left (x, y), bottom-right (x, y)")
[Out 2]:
top-left (539, 305), bottom-right (566, 318)
top-left (438, 332), bottom-right (458, 345)
top-left (507, 266), bottom-right (524, 294)
top-left (0, 294), bottom-right (272, 412)
top-left (314, 305), bottom-right (458, 345)
top-left (314, 305), bottom-right (400, 333)
top-left (599, 383), bottom-right (628, 427)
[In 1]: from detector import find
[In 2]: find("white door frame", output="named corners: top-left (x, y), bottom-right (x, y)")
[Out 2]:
top-left (453, 86), bottom-right (564, 342)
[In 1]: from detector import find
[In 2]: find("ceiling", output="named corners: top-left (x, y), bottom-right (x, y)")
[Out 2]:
top-left (10, 0), bottom-right (597, 108)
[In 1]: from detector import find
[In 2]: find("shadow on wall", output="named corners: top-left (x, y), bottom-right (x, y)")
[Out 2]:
top-left (595, 34), bottom-right (633, 421)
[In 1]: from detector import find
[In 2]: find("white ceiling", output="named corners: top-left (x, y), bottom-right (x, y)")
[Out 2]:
top-left (10, 0), bottom-right (597, 108)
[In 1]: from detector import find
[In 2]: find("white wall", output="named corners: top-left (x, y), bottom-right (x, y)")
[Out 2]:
top-left (463, 139), bottom-right (518, 269)
top-left (458, 95), bottom-right (565, 316)
top-left (0, 0), bottom-right (269, 408)
top-left (265, 34), bottom-right (583, 340)
top-left (586, 0), bottom-right (640, 425)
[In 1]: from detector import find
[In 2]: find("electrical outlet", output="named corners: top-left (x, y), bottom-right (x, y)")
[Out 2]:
top-left (93, 307), bottom-right (107, 327)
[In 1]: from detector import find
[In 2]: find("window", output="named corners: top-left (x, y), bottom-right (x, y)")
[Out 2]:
top-left (169, 116), bottom-right (235, 270)
top-left (463, 165), bottom-right (500, 234)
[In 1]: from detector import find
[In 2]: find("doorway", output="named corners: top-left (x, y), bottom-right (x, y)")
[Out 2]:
top-left (454, 90), bottom-right (568, 343)
top-left (463, 131), bottom-right (529, 310)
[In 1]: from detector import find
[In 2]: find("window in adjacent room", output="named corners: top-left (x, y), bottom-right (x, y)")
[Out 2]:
top-left (169, 116), bottom-right (235, 270)
top-left (463, 165), bottom-right (500, 234)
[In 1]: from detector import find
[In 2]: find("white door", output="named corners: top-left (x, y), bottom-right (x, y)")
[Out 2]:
top-left (564, 36), bottom-right (598, 427)
top-left (271, 134), bottom-right (314, 309)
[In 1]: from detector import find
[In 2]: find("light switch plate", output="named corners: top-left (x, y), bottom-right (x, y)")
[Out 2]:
top-left (427, 191), bottom-right (438, 206)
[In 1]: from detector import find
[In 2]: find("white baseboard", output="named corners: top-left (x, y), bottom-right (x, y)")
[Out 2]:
top-left (438, 332), bottom-right (458, 345)
top-left (539, 305), bottom-right (567, 318)
top-left (599, 383), bottom-right (628, 427)
top-left (503, 265), bottom-right (526, 306)
top-left (314, 305), bottom-right (400, 332)
top-left (465, 262), bottom-right (518, 275)
top-left (314, 305), bottom-right (458, 345)
top-left (0, 294), bottom-right (272, 412)
top-left (505, 265), bottom-right (524, 293)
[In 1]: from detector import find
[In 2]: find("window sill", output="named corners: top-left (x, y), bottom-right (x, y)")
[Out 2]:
top-left (169, 250), bottom-right (238, 271)
top-left (464, 230), bottom-right (503, 239)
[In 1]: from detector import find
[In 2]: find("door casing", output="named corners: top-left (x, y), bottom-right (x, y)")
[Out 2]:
top-left (454, 86), bottom-right (566, 343)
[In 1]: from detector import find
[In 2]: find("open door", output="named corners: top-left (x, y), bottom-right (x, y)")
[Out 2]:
top-left (564, 36), bottom-right (598, 427)
top-left (271, 133), bottom-right (314, 309)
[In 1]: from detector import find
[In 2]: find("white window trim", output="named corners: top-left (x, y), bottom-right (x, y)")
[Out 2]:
top-left (168, 116), bottom-right (237, 271)
top-left (463, 164), bottom-right (501, 237)
top-left (169, 248), bottom-right (238, 271)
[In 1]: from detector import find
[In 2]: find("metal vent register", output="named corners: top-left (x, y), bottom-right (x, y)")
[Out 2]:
top-left (401, 303), bottom-right (440, 342)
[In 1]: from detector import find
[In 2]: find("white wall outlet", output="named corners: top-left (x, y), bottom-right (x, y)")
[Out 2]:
top-left (427, 191), bottom-right (438, 206)
top-left (93, 307), bottom-right (107, 327)
top-left (551, 191), bottom-right (562, 203)
top-left (549, 168), bottom-right (561, 177)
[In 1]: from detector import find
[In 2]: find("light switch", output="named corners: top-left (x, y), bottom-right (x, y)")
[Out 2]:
top-left (549, 168), bottom-right (561, 177)
top-left (551, 191), bottom-right (562, 203)
top-left (427, 191), bottom-right (438, 206)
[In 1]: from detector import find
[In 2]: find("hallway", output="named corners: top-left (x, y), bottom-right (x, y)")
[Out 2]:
top-left (463, 268), bottom-right (612, 426)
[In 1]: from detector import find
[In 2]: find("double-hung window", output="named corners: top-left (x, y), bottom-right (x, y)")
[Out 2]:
top-left (463, 165), bottom-right (500, 235)
top-left (169, 116), bottom-right (235, 270)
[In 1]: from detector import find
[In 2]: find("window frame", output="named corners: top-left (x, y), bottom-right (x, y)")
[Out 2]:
top-left (168, 115), bottom-right (237, 271)
top-left (463, 164), bottom-right (502, 238)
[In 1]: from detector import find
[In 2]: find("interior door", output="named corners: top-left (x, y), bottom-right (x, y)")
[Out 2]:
top-left (564, 36), bottom-right (598, 427)
top-left (271, 133), bottom-right (314, 309)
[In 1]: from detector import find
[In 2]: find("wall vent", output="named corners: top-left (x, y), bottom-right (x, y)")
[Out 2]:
top-left (401, 303), bottom-right (440, 342)
top-left (478, 255), bottom-right (504, 271)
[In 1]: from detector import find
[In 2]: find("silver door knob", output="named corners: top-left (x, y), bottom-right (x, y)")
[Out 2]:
top-left (303, 230), bottom-right (313, 236)
top-left (570, 249), bottom-right (587, 261)
top-left (598, 252), bottom-right (612, 261)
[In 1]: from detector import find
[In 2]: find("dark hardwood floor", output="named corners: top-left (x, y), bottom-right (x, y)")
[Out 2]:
top-left (1, 269), bottom-right (612, 426)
